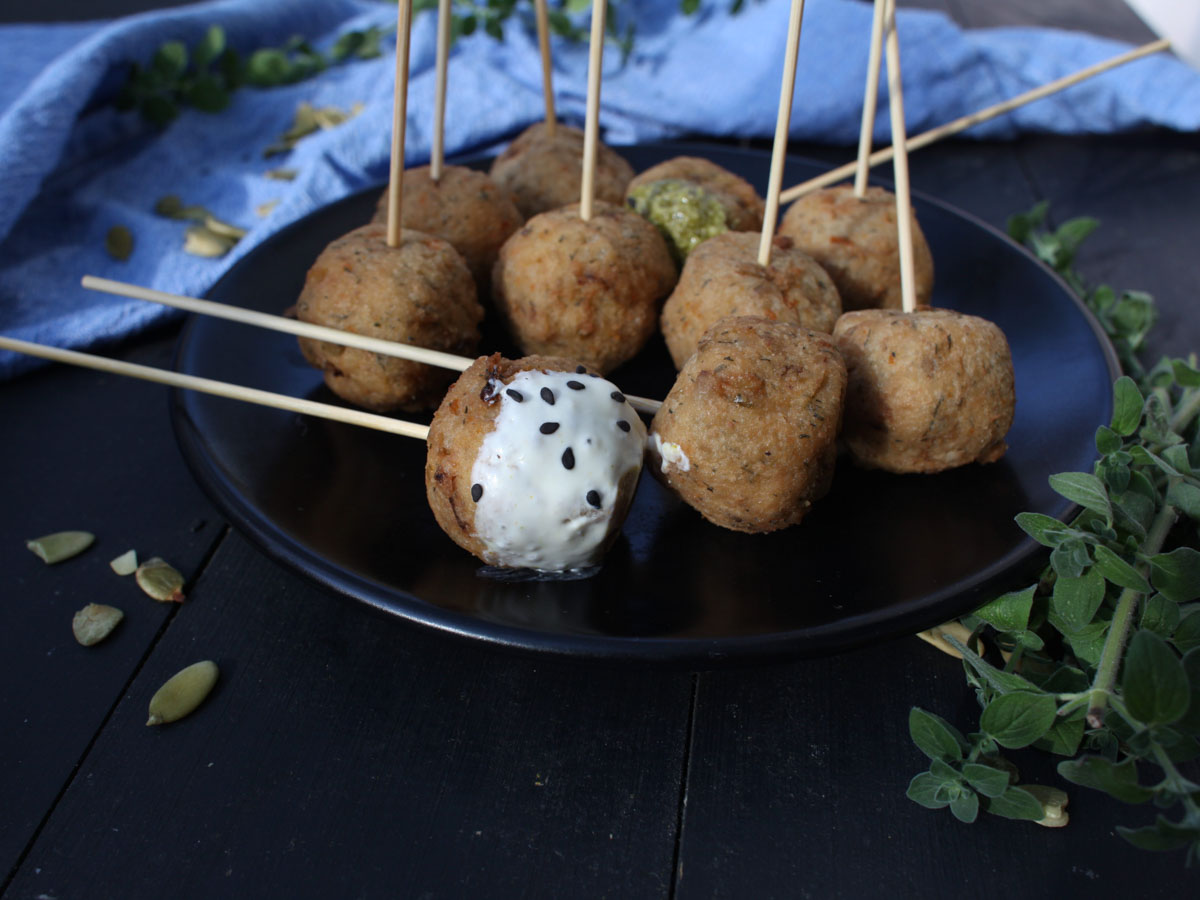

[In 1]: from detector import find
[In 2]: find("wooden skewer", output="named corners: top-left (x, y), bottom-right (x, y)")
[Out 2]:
top-left (430, 0), bottom-right (452, 182)
top-left (534, 0), bottom-right (556, 138)
top-left (757, 0), bottom-right (808, 266)
top-left (80, 275), bottom-right (664, 415)
top-left (780, 38), bottom-right (1171, 205)
top-left (853, 0), bottom-right (887, 198)
top-left (579, 0), bottom-right (606, 222)
top-left (386, 0), bottom-right (415, 247)
top-left (883, 0), bottom-right (917, 314)
top-left (0, 335), bottom-right (430, 441)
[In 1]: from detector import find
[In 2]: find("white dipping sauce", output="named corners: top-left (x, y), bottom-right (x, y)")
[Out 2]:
top-left (469, 369), bottom-right (647, 572)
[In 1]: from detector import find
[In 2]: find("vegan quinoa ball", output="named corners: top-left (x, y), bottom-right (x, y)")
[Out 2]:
top-left (832, 307), bottom-right (1015, 473)
top-left (488, 122), bottom-right (635, 219)
top-left (372, 164), bottom-right (524, 294)
top-left (491, 201), bottom-right (678, 374)
top-left (425, 353), bottom-right (647, 572)
top-left (648, 316), bottom-right (848, 533)
top-left (626, 155), bottom-right (766, 233)
top-left (659, 231), bottom-right (842, 368)
top-left (777, 184), bottom-right (934, 311)
top-left (294, 223), bottom-right (482, 412)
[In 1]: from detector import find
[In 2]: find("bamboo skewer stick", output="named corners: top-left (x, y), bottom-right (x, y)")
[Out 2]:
top-left (79, 275), bottom-right (664, 415)
top-left (430, 0), bottom-right (452, 182)
top-left (534, 0), bottom-right (556, 137)
top-left (386, 0), bottom-right (415, 247)
top-left (883, 0), bottom-right (916, 314)
top-left (0, 335), bottom-right (430, 441)
top-left (579, 0), bottom-right (607, 222)
top-left (757, 0), bottom-right (808, 267)
top-left (853, 0), bottom-right (887, 197)
top-left (780, 38), bottom-right (1171, 205)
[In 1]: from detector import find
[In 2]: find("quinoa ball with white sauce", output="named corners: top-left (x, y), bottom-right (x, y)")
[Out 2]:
top-left (649, 316), bottom-right (847, 533)
top-left (425, 354), bottom-right (647, 572)
top-left (833, 307), bottom-right (1015, 473)
top-left (295, 223), bottom-right (482, 412)
top-left (777, 184), bottom-right (934, 311)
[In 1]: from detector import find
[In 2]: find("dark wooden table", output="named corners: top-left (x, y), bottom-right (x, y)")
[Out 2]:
top-left (3, 2), bottom-right (1198, 897)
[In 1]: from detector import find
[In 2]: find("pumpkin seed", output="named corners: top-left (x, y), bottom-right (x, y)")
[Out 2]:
top-left (1025, 785), bottom-right (1070, 828)
top-left (106, 225), bottom-right (134, 261)
top-left (135, 556), bottom-right (185, 603)
top-left (202, 214), bottom-right (247, 240)
top-left (154, 194), bottom-right (184, 217)
top-left (255, 200), bottom-right (280, 217)
top-left (183, 225), bottom-right (235, 258)
top-left (147, 660), bottom-right (218, 725)
top-left (110, 549), bottom-right (138, 575)
top-left (26, 531), bottom-right (94, 564)
top-left (72, 603), bottom-right (124, 646)
top-left (263, 168), bottom-right (297, 181)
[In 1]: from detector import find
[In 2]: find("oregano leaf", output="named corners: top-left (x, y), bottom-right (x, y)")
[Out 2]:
top-left (1110, 376), bottom-right (1144, 436)
top-left (982, 785), bottom-right (1045, 821)
top-left (1048, 472), bottom-right (1112, 519)
top-left (1149, 548), bottom-right (1200, 604)
top-left (906, 772), bottom-right (950, 809)
top-left (961, 763), bottom-right (1010, 798)
top-left (980, 692), bottom-right (1058, 748)
top-left (909, 708), bottom-right (965, 762)
top-left (1092, 545), bottom-right (1152, 593)
top-left (1051, 569), bottom-right (1106, 632)
top-left (1123, 630), bottom-right (1190, 727)
top-left (973, 585), bottom-right (1034, 634)
top-left (1015, 512), bottom-right (1069, 547)
top-left (949, 789), bottom-right (979, 824)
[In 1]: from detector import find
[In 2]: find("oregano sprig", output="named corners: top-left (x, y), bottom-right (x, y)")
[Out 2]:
top-left (908, 205), bottom-right (1200, 865)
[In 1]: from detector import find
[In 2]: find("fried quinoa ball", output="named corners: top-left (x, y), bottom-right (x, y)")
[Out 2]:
top-left (660, 231), bottom-right (842, 369)
top-left (295, 223), bottom-right (482, 412)
top-left (371, 164), bottom-right (523, 293)
top-left (425, 353), bottom-right (647, 571)
top-left (833, 308), bottom-right (1015, 473)
top-left (488, 122), bottom-right (635, 219)
top-left (491, 201), bottom-right (678, 374)
top-left (649, 316), bottom-right (847, 533)
top-left (777, 184), bottom-right (934, 311)
top-left (626, 156), bottom-right (765, 233)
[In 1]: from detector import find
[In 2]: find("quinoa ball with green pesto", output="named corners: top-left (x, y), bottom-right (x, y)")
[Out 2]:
top-left (295, 223), bottom-right (483, 412)
top-left (491, 201), bottom-right (678, 374)
top-left (626, 179), bottom-right (729, 264)
top-left (659, 231), bottom-right (842, 369)
top-left (626, 156), bottom-right (765, 233)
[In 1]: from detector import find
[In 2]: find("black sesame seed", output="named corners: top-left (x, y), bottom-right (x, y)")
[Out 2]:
top-left (610, 391), bottom-right (626, 403)
top-left (541, 387), bottom-right (556, 405)
top-left (540, 422), bottom-right (560, 434)
top-left (562, 448), bottom-right (575, 470)
top-left (567, 380), bottom-right (585, 390)
top-left (586, 490), bottom-right (602, 508)
top-left (589, 373), bottom-right (600, 378)
top-left (505, 389), bottom-right (524, 402)
top-left (471, 484), bottom-right (483, 502)
top-left (575, 365), bottom-right (587, 374)
top-left (617, 420), bottom-right (631, 432)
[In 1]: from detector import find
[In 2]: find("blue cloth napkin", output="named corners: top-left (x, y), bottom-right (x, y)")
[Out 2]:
top-left (1, 0), bottom-right (1197, 379)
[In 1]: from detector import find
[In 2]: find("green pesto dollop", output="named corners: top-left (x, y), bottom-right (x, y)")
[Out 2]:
top-left (626, 178), bottom-right (728, 264)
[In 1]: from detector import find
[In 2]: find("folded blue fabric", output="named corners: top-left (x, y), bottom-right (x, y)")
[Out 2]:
top-left (1, 0), bottom-right (1196, 379)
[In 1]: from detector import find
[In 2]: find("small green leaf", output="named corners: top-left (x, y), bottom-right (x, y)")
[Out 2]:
top-left (973, 585), bottom-right (1034, 634)
top-left (1066, 621), bottom-right (1110, 666)
top-left (1048, 472), bottom-right (1111, 519)
top-left (1051, 569), bottom-right (1106, 632)
top-left (1168, 481), bottom-right (1200, 521)
top-left (1092, 545), bottom-right (1152, 593)
top-left (980, 692), bottom-right (1058, 748)
top-left (1140, 593), bottom-right (1181, 638)
top-left (1015, 512), bottom-right (1069, 547)
top-left (1036, 714), bottom-right (1086, 756)
top-left (1110, 376), bottom-right (1144, 436)
top-left (1176, 648), bottom-right (1200, 732)
top-left (906, 772), bottom-right (950, 809)
top-left (949, 789), bottom-right (979, 824)
top-left (193, 25), bottom-right (226, 68)
top-left (1057, 755), bottom-right (1153, 804)
top-left (1149, 548), bottom-right (1200, 604)
top-left (908, 708), bottom-right (965, 762)
top-left (1123, 630), bottom-right (1190, 726)
top-left (105, 225), bottom-right (133, 261)
top-left (1171, 358), bottom-right (1200, 387)
top-left (182, 73), bottom-right (230, 112)
top-left (245, 48), bottom-right (291, 86)
top-left (151, 40), bottom-right (188, 80)
top-left (1095, 425), bottom-right (1122, 456)
top-left (331, 30), bottom-right (364, 62)
top-left (1117, 816), bottom-right (1199, 852)
top-left (983, 785), bottom-right (1045, 821)
top-left (961, 763), bottom-right (1010, 798)
top-left (1051, 539), bottom-right (1093, 579)
top-left (1174, 612), bottom-right (1200, 654)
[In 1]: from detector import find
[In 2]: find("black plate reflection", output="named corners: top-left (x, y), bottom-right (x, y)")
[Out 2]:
top-left (170, 143), bottom-right (1118, 666)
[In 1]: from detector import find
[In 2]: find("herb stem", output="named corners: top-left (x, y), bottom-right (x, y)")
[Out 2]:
top-left (1151, 742), bottom-right (1200, 818)
top-left (1084, 499), bottom-right (1178, 728)
top-left (1168, 387), bottom-right (1200, 433)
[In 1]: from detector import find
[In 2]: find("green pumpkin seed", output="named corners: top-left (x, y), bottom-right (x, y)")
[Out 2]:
top-left (154, 194), bottom-right (184, 217)
top-left (263, 168), bottom-right (297, 181)
top-left (202, 215), bottom-right (247, 240)
top-left (135, 556), bottom-right (185, 603)
top-left (106, 225), bottom-right (134, 261)
top-left (183, 225), bottom-right (236, 258)
top-left (255, 200), bottom-right (280, 218)
top-left (110, 549), bottom-right (138, 576)
top-left (72, 603), bottom-right (124, 646)
top-left (1025, 785), bottom-right (1069, 828)
top-left (26, 531), bottom-right (94, 564)
top-left (147, 660), bottom-right (218, 725)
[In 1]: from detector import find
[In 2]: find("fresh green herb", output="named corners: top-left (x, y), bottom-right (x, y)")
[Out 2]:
top-left (908, 205), bottom-right (1200, 864)
top-left (117, 24), bottom-right (386, 127)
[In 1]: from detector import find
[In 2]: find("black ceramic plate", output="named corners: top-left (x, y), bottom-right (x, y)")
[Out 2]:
top-left (171, 142), bottom-right (1118, 666)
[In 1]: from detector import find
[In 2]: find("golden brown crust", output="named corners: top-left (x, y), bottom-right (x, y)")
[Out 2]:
top-left (777, 185), bottom-right (934, 311)
top-left (372, 164), bottom-right (523, 294)
top-left (833, 307), bottom-right (1015, 473)
top-left (488, 122), bottom-right (635, 219)
top-left (491, 201), bottom-right (678, 374)
top-left (650, 316), bottom-right (847, 533)
top-left (660, 231), bottom-right (842, 369)
top-left (424, 353), bottom-right (588, 561)
top-left (294, 223), bottom-right (482, 412)
top-left (626, 156), bottom-right (765, 232)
